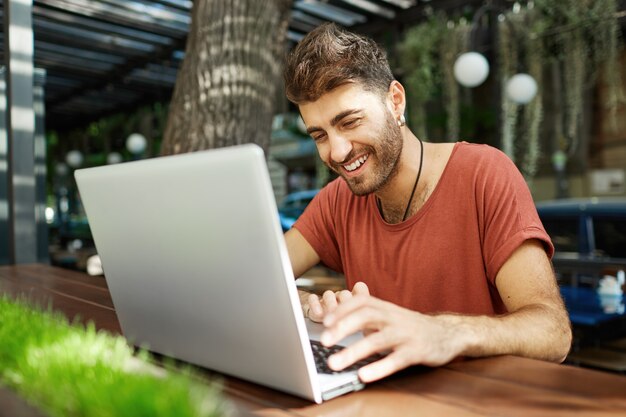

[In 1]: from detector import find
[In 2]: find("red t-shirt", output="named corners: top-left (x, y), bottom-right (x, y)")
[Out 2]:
top-left (293, 142), bottom-right (553, 315)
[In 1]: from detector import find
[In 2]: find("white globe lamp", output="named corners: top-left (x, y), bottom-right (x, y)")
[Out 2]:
top-left (453, 52), bottom-right (490, 87)
top-left (107, 152), bottom-right (123, 165)
top-left (65, 150), bottom-right (84, 168)
top-left (505, 73), bottom-right (538, 104)
top-left (126, 133), bottom-right (147, 155)
top-left (55, 162), bottom-right (69, 177)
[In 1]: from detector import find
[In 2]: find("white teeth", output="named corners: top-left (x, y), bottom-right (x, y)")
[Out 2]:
top-left (344, 154), bottom-right (368, 172)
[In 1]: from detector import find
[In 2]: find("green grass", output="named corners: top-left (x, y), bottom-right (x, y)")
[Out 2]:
top-left (0, 296), bottom-right (229, 417)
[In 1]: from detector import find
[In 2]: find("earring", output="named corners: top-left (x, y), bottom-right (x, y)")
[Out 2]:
top-left (397, 114), bottom-right (406, 127)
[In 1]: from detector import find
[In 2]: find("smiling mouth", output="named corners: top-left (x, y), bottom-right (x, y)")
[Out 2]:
top-left (343, 154), bottom-right (369, 172)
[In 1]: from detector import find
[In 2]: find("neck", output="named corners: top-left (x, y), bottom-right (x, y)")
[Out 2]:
top-left (375, 133), bottom-right (425, 218)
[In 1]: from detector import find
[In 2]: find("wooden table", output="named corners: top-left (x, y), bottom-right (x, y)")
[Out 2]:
top-left (1, 264), bottom-right (626, 417)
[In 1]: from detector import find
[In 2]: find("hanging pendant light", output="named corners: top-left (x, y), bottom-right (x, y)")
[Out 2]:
top-left (505, 73), bottom-right (538, 104)
top-left (65, 150), bottom-right (84, 168)
top-left (126, 133), bottom-right (147, 155)
top-left (453, 51), bottom-right (490, 88)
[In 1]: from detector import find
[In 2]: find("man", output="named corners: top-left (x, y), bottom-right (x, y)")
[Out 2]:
top-left (283, 23), bottom-right (572, 383)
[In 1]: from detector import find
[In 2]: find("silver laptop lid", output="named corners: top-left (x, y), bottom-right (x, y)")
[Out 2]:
top-left (75, 144), bottom-right (323, 402)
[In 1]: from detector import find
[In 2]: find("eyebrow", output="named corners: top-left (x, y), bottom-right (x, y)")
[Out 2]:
top-left (306, 109), bottom-right (363, 135)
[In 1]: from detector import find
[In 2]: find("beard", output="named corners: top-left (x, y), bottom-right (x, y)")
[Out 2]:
top-left (327, 109), bottom-right (403, 196)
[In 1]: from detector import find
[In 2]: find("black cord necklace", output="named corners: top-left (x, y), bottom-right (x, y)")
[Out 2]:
top-left (402, 137), bottom-right (424, 221)
top-left (377, 137), bottom-right (424, 222)
top-left (402, 138), bottom-right (424, 221)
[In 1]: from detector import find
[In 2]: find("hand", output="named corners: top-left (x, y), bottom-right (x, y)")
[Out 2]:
top-left (321, 296), bottom-right (467, 383)
top-left (305, 282), bottom-right (370, 323)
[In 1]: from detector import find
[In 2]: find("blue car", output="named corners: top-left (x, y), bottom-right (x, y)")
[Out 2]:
top-left (536, 198), bottom-right (626, 259)
top-left (278, 189), bottom-right (320, 232)
top-left (536, 198), bottom-right (626, 287)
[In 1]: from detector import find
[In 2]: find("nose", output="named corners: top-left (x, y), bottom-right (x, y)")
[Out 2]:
top-left (328, 133), bottom-right (353, 164)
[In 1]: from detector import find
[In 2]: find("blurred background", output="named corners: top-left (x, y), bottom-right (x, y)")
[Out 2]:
top-left (1, 0), bottom-right (626, 373)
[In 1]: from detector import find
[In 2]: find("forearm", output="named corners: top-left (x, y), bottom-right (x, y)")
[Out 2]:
top-left (437, 302), bottom-right (572, 363)
top-left (448, 240), bottom-right (574, 363)
top-left (320, 292), bottom-right (572, 381)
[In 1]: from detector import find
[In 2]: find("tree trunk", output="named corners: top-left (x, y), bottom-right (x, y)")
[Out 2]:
top-left (161, 0), bottom-right (292, 156)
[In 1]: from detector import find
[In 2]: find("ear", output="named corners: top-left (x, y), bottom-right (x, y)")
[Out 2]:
top-left (387, 80), bottom-right (406, 119)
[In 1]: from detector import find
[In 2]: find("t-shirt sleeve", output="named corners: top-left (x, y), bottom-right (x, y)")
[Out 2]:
top-left (477, 147), bottom-right (554, 283)
top-left (292, 180), bottom-right (344, 273)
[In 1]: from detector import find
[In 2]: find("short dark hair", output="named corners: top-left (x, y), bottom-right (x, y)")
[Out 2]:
top-left (284, 23), bottom-right (394, 104)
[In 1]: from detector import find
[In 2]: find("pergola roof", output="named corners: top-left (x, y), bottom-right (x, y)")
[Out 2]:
top-left (1, 0), bottom-right (488, 132)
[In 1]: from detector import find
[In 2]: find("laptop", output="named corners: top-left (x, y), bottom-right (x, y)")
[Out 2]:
top-left (74, 144), bottom-right (366, 403)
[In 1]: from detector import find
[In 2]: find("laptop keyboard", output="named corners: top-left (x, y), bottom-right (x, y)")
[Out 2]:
top-left (310, 340), bottom-right (379, 374)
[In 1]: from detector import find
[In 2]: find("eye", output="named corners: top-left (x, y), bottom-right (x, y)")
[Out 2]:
top-left (311, 132), bottom-right (327, 142)
top-left (342, 118), bottom-right (360, 129)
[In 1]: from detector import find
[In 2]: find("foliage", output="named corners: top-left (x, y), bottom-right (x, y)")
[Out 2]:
top-left (46, 101), bottom-right (169, 198)
top-left (398, 13), bottom-right (446, 139)
top-left (520, 29), bottom-right (544, 182)
top-left (400, 14), bottom-right (476, 142)
top-left (47, 102), bottom-right (168, 165)
top-left (0, 296), bottom-right (229, 417)
top-left (497, 6), bottom-right (546, 180)
top-left (439, 20), bottom-right (470, 142)
top-left (497, 0), bottom-right (622, 180)
top-left (533, 0), bottom-right (623, 156)
top-left (399, 0), bottom-right (622, 181)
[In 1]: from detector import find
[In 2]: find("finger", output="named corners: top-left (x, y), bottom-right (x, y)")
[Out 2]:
top-left (357, 351), bottom-right (410, 383)
top-left (322, 301), bottom-right (383, 346)
top-left (336, 290), bottom-right (353, 303)
top-left (322, 290), bottom-right (338, 313)
top-left (352, 282), bottom-right (370, 296)
top-left (308, 294), bottom-right (324, 322)
top-left (363, 328), bottom-right (378, 337)
top-left (323, 294), bottom-right (371, 327)
top-left (327, 332), bottom-right (391, 371)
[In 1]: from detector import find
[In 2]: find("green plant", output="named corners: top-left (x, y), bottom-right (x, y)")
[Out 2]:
top-left (399, 14), bottom-right (472, 142)
top-left (0, 296), bottom-right (229, 417)
top-left (399, 1), bottom-right (622, 181)
top-left (399, 13), bottom-right (446, 140)
top-left (497, 9), bottom-right (520, 161)
top-left (497, 6), bottom-right (546, 180)
top-left (534, 0), bottom-right (622, 157)
top-left (495, 0), bottom-right (623, 180)
top-left (439, 19), bottom-right (469, 142)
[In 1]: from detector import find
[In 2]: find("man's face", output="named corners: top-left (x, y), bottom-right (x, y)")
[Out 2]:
top-left (299, 83), bottom-right (403, 196)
